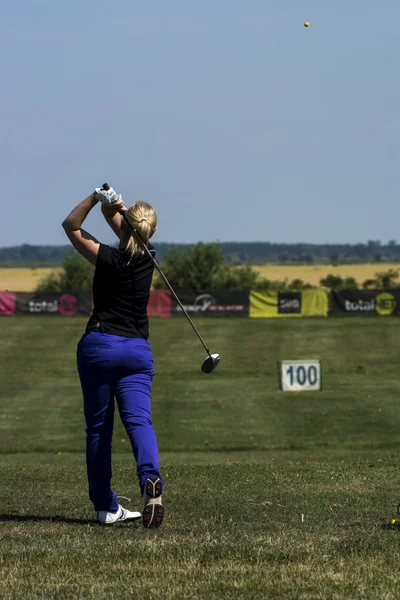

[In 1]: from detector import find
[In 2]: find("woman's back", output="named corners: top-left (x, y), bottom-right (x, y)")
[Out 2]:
top-left (87, 243), bottom-right (155, 339)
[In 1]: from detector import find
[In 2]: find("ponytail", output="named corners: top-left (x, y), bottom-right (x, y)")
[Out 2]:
top-left (123, 201), bottom-right (157, 259)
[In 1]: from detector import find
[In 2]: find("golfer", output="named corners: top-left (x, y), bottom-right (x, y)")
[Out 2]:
top-left (62, 185), bottom-right (164, 528)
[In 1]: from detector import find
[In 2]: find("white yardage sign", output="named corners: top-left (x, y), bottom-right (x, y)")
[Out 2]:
top-left (279, 360), bottom-right (322, 392)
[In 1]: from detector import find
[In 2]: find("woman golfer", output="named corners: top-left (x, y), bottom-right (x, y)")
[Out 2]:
top-left (62, 185), bottom-right (163, 528)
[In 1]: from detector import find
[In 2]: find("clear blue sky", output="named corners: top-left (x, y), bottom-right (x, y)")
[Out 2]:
top-left (1, 1), bottom-right (400, 247)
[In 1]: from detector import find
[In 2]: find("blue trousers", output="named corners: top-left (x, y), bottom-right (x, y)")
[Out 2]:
top-left (77, 330), bottom-right (163, 512)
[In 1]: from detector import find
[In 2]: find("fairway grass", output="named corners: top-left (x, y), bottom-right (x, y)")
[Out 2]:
top-left (1, 316), bottom-right (400, 599)
top-left (1, 454), bottom-right (400, 600)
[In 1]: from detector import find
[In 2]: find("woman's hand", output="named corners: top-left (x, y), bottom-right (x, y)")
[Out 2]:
top-left (94, 186), bottom-right (125, 207)
top-left (101, 198), bottom-right (127, 215)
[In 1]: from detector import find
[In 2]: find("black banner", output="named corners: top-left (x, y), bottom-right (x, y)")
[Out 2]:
top-left (15, 292), bottom-right (93, 315)
top-left (278, 292), bottom-right (302, 314)
top-left (331, 289), bottom-right (400, 316)
top-left (171, 291), bottom-right (249, 316)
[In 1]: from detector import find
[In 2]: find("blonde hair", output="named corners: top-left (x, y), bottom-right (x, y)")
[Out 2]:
top-left (123, 201), bottom-right (157, 259)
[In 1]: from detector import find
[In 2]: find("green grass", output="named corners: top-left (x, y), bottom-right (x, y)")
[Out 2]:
top-left (1, 316), bottom-right (400, 599)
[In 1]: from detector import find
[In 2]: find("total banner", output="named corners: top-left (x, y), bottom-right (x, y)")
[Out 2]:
top-left (12, 292), bottom-right (94, 315)
top-left (249, 289), bottom-right (328, 318)
top-left (171, 291), bottom-right (249, 316)
top-left (0, 290), bottom-right (173, 317)
top-left (331, 289), bottom-right (400, 316)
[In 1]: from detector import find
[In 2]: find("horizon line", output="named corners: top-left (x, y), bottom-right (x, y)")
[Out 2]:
top-left (0, 240), bottom-right (394, 250)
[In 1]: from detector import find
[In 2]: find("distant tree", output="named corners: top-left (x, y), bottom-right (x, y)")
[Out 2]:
top-left (270, 280), bottom-right (289, 290)
top-left (362, 278), bottom-right (376, 289)
top-left (35, 270), bottom-right (65, 293)
top-left (330, 254), bottom-right (339, 266)
top-left (153, 243), bottom-right (224, 291)
top-left (185, 243), bottom-right (225, 290)
top-left (373, 269), bottom-right (399, 288)
top-left (213, 264), bottom-right (262, 290)
top-left (342, 277), bottom-right (358, 289)
top-left (320, 274), bottom-right (359, 289)
top-left (319, 274), bottom-right (344, 289)
top-left (256, 279), bottom-right (288, 291)
top-left (361, 269), bottom-right (399, 289)
top-left (252, 278), bottom-right (272, 291)
top-left (152, 246), bottom-right (190, 290)
top-left (154, 242), bottom-right (272, 291)
top-left (6, 239), bottom-right (400, 267)
top-left (35, 252), bottom-right (94, 292)
top-left (288, 279), bottom-right (315, 290)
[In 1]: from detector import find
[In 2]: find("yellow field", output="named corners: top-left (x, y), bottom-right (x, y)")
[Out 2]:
top-left (252, 263), bottom-right (400, 286)
top-left (1, 263), bottom-right (399, 292)
top-left (0, 268), bottom-right (63, 292)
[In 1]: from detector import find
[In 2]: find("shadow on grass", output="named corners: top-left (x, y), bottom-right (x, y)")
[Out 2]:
top-left (0, 514), bottom-right (98, 525)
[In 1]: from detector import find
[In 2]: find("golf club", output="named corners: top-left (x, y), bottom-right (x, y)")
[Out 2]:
top-left (101, 184), bottom-right (220, 374)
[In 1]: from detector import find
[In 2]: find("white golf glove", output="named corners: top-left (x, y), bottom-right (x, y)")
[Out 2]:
top-left (94, 186), bottom-right (122, 206)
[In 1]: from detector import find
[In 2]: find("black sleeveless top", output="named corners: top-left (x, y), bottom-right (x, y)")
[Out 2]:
top-left (86, 243), bottom-right (155, 338)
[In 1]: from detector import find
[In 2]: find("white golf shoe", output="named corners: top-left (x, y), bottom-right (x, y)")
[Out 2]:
top-left (97, 503), bottom-right (141, 524)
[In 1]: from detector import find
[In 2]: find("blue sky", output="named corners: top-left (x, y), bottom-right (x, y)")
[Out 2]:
top-left (1, 1), bottom-right (400, 246)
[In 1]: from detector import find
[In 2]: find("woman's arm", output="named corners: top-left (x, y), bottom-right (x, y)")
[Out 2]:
top-left (101, 203), bottom-right (125, 239)
top-left (62, 194), bottom-right (101, 266)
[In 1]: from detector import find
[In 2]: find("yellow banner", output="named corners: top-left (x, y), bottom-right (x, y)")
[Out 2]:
top-left (249, 289), bottom-right (328, 318)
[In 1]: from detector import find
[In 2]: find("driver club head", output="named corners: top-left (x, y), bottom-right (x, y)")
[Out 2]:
top-left (201, 353), bottom-right (220, 374)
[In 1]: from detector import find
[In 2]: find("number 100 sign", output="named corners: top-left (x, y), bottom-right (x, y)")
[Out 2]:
top-left (278, 360), bottom-right (322, 391)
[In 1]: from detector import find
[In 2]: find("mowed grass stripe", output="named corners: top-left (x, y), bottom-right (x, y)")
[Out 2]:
top-left (1, 317), bottom-right (400, 453)
top-left (1, 461), bottom-right (400, 599)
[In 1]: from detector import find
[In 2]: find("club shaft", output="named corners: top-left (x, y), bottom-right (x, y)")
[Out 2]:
top-left (119, 212), bottom-right (211, 356)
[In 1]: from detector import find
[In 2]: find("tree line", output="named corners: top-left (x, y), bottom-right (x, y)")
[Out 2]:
top-left (33, 243), bottom-right (400, 293)
top-left (1, 239), bottom-right (400, 267)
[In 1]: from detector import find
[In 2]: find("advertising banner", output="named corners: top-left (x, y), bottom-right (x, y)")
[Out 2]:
top-left (14, 292), bottom-right (93, 315)
top-left (171, 291), bottom-right (249, 316)
top-left (331, 289), bottom-right (400, 316)
top-left (147, 290), bottom-right (172, 317)
top-left (249, 289), bottom-right (328, 318)
top-left (0, 292), bottom-right (16, 315)
top-left (3, 290), bottom-right (171, 317)
top-left (2, 290), bottom-right (179, 317)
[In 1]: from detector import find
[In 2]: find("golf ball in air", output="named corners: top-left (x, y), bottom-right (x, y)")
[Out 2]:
top-left (304, 22), bottom-right (309, 27)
